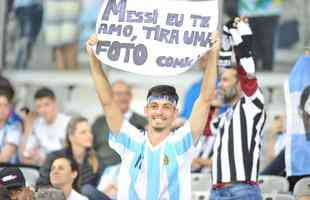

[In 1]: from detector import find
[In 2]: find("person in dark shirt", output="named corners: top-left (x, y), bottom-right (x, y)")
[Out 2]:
top-left (37, 116), bottom-right (110, 200)
top-left (92, 80), bottom-right (147, 166)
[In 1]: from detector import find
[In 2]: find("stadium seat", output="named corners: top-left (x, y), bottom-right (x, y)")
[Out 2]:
top-left (192, 191), bottom-right (210, 200)
top-left (293, 177), bottom-right (310, 198)
top-left (191, 173), bottom-right (212, 192)
top-left (258, 175), bottom-right (289, 193)
top-left (263, 193), bottom-right (295, 200)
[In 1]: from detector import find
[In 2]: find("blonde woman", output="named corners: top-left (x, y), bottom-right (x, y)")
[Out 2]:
top-left (37, 116), bottom-right (110, 200)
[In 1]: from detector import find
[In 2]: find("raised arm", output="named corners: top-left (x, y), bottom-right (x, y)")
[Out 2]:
top-left (0, 126), bottom-right (20, 163)
top-left (86, 35), bottom-right (123, 134)
top-left (0, 144), bottom-right (17, 162)
top-left (229, 17), bottom-right (258, 96)
top-left (189, 32), bottom-right (219, 143)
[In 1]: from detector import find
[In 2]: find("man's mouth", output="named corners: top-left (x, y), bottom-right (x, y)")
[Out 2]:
top-left (153, 116), bottom-right (167, 123)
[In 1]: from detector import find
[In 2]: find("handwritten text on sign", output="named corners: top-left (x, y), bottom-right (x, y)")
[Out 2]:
top-left (95, 0), bottom-right (218, 76)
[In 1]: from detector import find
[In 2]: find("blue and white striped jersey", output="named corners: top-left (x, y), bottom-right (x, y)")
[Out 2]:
top-left (109, 120), bottom-right (196, 200)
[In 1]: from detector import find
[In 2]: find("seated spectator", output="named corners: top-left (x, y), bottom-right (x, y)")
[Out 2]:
top-left (0, 90), bottom-right (22, 163)
top-left (97, 164), bottom-right (120, 200)
top-left (266, 114), bottom-right (286, 162)
top-left (20, 87), bottom-right (71, 165)
top-left (0, 75), bottom-right (23, 129)
top-left (0, 166), bottom-right (33, 200)
top-left (34, 187), bottom-right (66, 200)
top-left (37, 116), bottom-right (109, 200)
top-left (92, 80), bottom-right (147, 166)
top-left (49, 156), bottom-right (88, 200)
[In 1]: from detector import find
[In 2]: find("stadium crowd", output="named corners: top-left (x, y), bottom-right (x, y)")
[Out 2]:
top-left (0, 0), bottom-right (310, 200)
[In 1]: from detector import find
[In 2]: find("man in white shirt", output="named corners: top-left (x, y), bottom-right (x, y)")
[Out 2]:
top-left (86, 31), bottom-right (219, 200)
top-left (20, 87), bottom-right (70, 165)
top-left (0, 90), bottom-right (21, 164)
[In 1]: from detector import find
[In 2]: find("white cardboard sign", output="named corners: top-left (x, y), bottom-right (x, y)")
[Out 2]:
top-left (94, 0), bottom-right (218, 76)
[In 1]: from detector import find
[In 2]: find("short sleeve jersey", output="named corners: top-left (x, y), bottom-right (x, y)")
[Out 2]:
top-left (109, 120), bottom-right (196, 200)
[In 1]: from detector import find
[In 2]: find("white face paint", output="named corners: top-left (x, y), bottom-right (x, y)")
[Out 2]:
top-left (147, 95), bottom-right (177, 107)
top-left (305, 96), bottom-right (310, 115)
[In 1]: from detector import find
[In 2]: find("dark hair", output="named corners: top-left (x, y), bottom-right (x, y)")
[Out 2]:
top-left (147, 85), bottom-right (179, 104)
top-left (0, 75), bottom-right (15, 102)
top-left (0, 89), bottom-right (12, 103)
top-left (34, 87), bottom-right (56, 100)
top-left (50, 155), bottom-right (80, 191)
top-left (300, 85), bottom-right (310, 110)
top-left (65, 116), bottom-right (99, 173)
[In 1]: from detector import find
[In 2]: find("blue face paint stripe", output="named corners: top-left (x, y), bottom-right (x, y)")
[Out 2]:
top-left (165, 143), bottom-right (180, 200)
top-left (146, 147), bottom-right (161, 200)
top-left (174, 132), bottom-right (193, 155)
top-left (109, 131), bottom-right (142, 152)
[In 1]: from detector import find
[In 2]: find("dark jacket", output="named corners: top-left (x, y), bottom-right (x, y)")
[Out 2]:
top-left (36, 148), bottom-right (102, 188)
top-left (91, 112), bottom-right (148, 166)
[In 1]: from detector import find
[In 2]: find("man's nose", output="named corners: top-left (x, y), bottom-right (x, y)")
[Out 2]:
top-left (52, 168), bottom-right (60, 174)
top-left (155, 107), bottom-right (163, 114)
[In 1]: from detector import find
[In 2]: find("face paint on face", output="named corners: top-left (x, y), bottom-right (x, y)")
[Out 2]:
top-left (145, 99), bottom-right (177, 133)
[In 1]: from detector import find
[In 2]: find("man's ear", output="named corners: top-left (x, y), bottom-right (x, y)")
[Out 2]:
top-left (144, 106), bottom-right (148, 116)
top-left (174, 108), bottom-right (179, 119)
top-left (72, 171), bottom-right (78, 180)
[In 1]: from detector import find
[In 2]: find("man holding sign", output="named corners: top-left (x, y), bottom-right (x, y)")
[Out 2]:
top-left (86, 31), bottom-right (218, 199)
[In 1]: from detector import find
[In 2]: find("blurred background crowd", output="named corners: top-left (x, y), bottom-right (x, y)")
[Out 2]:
top-left (0, 0), bottom-right (310, 200)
